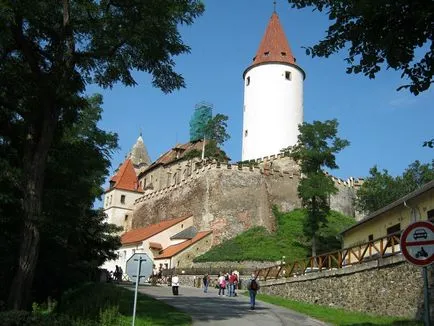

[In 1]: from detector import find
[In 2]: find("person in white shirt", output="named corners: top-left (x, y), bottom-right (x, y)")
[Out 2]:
top-left (171, 274), bottom-right (180, 295)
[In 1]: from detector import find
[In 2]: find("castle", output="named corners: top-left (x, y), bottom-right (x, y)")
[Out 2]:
top-left (102, 11), bottom-right (363, 271)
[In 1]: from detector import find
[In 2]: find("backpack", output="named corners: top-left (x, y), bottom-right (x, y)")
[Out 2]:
top-left (250, 279), bottom-right (258, 291)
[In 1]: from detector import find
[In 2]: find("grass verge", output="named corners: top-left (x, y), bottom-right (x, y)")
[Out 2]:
top-left (254, 293), bottom-right (422, 326)
top-left (57, 282), bottom-right (191, 326)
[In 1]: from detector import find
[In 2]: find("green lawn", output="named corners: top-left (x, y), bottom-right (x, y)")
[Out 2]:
top-left (194, 208), bottom-right (355, 262)
top-left (56, 283), bottom-right (191, 326)
top-left (255, 293), bottom-right (422, 326)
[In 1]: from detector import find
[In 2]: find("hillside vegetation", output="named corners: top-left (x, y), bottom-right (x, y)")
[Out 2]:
top-left (194, 208), bottom-right (355, 262)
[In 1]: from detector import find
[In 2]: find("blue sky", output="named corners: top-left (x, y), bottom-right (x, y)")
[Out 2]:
top-left (88, 0), bottom-right (433, 189)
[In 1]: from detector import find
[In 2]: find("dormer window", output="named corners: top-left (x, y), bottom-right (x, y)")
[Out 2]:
top-left (281, 51), bottom-right (286, 56)
top-left (264, 51), bottom-right (270, 56)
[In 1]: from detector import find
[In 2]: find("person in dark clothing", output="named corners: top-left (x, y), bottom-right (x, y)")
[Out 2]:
top-left (246, 273), bottom-right (260, 310)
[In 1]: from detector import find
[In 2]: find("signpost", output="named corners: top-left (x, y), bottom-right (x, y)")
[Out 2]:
top-left (400, 221), bottom-right (434, 326)
top-left (126, 253), bottom-right (153, 326)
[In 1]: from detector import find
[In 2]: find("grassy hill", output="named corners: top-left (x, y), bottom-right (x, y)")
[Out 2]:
top-left (194, 208), bottom-right (355, 262)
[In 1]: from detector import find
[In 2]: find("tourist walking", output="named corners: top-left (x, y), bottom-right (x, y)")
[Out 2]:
top-left (247, 273), bottom-right (260, 310)
top-left (218, 273), bottom-right (226, 296)
top-left (203, 273), bottom-right (210, 293)
top-left (172, 274), bottom-right (180, 295)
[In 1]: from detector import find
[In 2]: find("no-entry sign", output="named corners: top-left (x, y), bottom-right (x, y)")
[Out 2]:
top-left (400, 221), bottom-right (434, 266)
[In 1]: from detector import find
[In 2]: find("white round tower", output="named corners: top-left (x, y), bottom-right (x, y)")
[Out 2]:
top-left (242, 12), bottom-right (305, 161)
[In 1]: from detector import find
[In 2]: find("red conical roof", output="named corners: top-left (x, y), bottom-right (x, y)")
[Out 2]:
top-left (108, 158), bottom-right (142, 192)
top-left (251, 12), bottom-right (296, 67)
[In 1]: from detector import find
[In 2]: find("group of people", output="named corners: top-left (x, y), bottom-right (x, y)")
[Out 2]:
top-left (202, 272), bottom-right (260, 310)
top-left (170, 271), bottom-right (260, 310)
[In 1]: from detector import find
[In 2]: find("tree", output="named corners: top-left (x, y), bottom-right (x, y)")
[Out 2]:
top-left (356, 160), bottom-right (434, 214)
top-left (184, 113), bottom-right (230, 161)
top-left (0, 93), bottom-right (122, 304)
top-left (289, 119), bottom-right (350, 257)
top-left (287, 0), bottom-right (433, 95)
top-left (204, 113), bottom-right (230, 146)
top-left (1, 0), bottom-right (204, 309)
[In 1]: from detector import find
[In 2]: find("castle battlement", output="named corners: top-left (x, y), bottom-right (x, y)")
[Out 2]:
top-left (133, 154), bottom-right (364, 206)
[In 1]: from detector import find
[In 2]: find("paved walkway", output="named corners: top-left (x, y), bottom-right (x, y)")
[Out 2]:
top-left (136, 285), bottom-right (328, 326)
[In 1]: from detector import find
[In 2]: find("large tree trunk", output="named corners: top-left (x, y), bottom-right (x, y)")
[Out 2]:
top-left (7, 109), bottom-right (57, 310)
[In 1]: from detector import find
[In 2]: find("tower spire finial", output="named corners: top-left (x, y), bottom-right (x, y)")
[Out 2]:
top-left (273, 0), bottom-right (277, 13)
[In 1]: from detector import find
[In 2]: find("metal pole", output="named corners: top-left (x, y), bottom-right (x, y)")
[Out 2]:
top-left (423, 266), bottom-right (431, 326)
top-left (132, 257), bottom-right (143, 326)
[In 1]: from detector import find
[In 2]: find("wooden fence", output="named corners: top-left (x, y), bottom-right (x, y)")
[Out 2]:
top-left (255, 231), bottom-right (402, 281)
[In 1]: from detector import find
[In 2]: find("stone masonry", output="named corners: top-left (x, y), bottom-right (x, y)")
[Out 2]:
top-left (130, 156), bottom-right (361, 245)
top-left (259, 255), bottom-right (427, 318)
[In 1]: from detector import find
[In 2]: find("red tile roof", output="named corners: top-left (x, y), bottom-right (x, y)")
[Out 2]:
top-left (121, 215), bottom-right (192, 245)
top-left (154, 140), bottom-right (205, 165)
top-left (250, 12), bottom-right (296, 67)
top-left (155, 231), bottom-right (212, 259)
top-left (109, 158), bottom-right (142, 192)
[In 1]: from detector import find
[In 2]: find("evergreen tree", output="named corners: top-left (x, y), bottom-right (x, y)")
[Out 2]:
top-left (290, 119), bottom-right (350, 257)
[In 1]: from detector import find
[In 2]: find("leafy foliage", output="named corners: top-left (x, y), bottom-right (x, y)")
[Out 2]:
top-left (356, 160), bottom-right (434, 214)
top-left (1, 0), bottom-right (204, 308)
top-left (182, 139), bottom-right (230, 161)
top-left (0, 95), bottom-right (122, 305)
top-left (288, 0), bottom-right (434, 95)
top-left (194, 208), bottom-right (354, 262)
top-left (289, 119), bottom-right (350, 256)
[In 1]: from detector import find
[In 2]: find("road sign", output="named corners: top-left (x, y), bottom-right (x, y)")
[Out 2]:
top-left (400, 221), bottom-right (434, 266)
top-left (126, 253), bottom-right (153, 283)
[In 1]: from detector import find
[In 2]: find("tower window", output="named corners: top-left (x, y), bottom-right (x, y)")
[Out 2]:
top-left (281, 51), bottom-right (287, 56)
top-left (264, 51), bottom-right (270, 56)
top-left (285, 71), bottom-right (292, 80)
top-left (246, 76), bottom-right (250, 86)
top-left (121, 195), bottom-right (126, 204)
top-left (244, 130), bottom-right (248, 137)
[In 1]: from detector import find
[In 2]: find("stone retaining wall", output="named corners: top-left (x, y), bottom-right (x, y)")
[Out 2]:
top-left (259, 255), bottom-right (426, 318)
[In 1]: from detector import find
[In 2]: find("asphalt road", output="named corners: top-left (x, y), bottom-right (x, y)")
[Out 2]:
top-left (136, 285), bottom-right (328, 326)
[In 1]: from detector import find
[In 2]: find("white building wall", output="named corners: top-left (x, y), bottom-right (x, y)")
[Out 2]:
top-left (242, 63), bottom-right (304, 161)
top-left (101, 216), bottom-right (194, 278)
top-left (103, 189), bottom-right (142, 228)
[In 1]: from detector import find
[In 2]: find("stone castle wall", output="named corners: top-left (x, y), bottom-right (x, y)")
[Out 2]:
top-left (129, 156), bottom-right (363, 244)
top-left (259, 256), bottom-right (426, 318)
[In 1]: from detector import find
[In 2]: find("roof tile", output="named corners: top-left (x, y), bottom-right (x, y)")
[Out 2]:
top-left (121, 215), bottom-right (192, 245)
top-left (109, 158), bottom-right (142, 192)
top-left (251, 12), bottom-right (296, 67)
top-left (155, 231), bottom-right (212, 259)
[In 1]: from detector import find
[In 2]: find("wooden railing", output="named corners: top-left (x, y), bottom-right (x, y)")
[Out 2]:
top-left (255, 231), bottom-right (402, 281)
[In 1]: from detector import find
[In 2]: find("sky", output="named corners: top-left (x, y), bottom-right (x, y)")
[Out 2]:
top-left (87, 0), bottom-right (433, 191)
